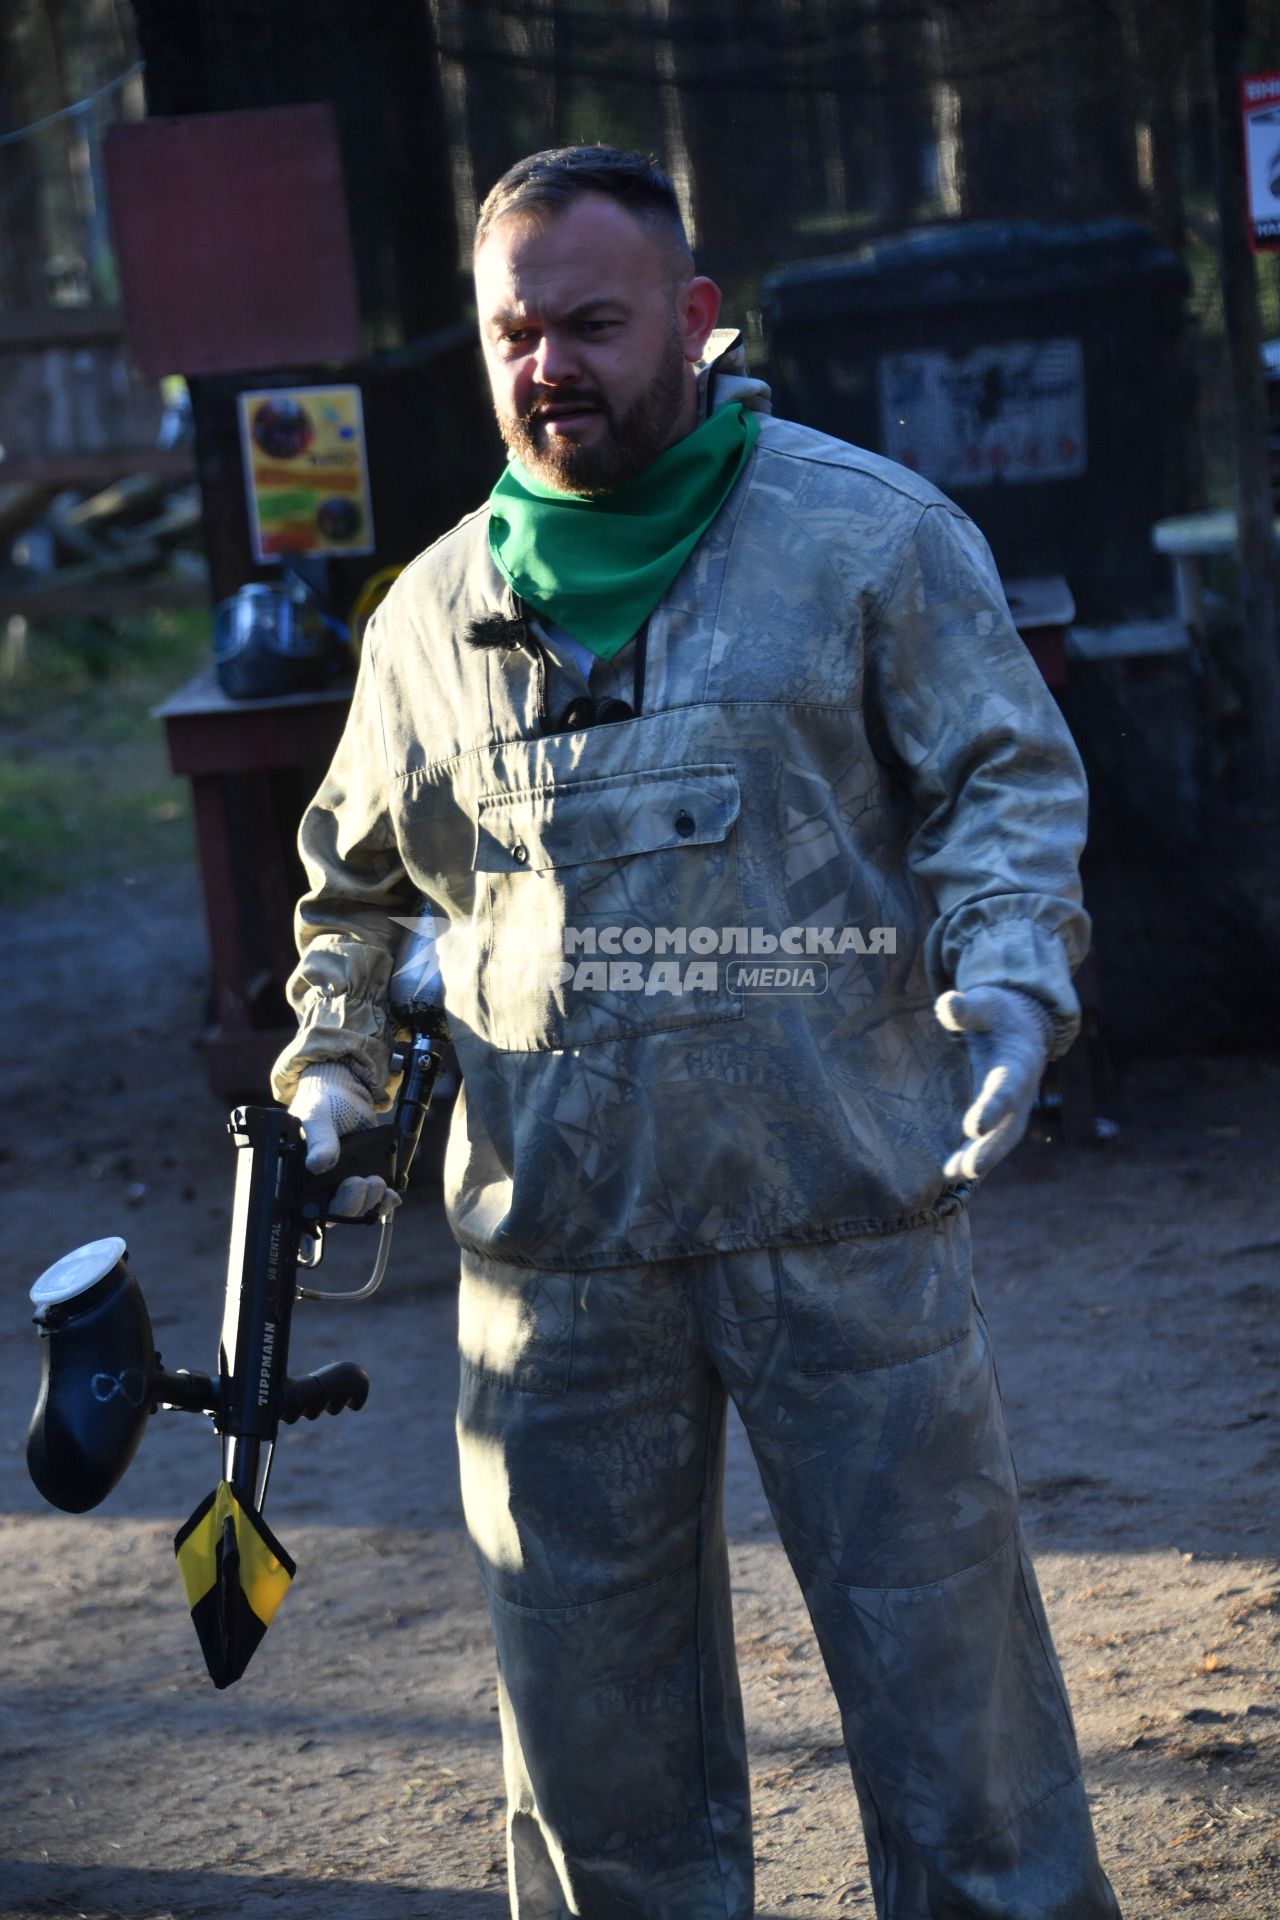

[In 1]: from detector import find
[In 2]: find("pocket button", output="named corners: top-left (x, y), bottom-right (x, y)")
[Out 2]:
top-left (512, 842), bottom-right (529, 864)
top-left (674, 810), bottom-right (695, 838)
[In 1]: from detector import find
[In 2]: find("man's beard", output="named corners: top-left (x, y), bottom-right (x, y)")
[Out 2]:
top-left (497, 331), bottom-right (688, 496)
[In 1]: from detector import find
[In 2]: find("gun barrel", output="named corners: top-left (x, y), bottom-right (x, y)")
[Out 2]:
top-left (219, 1106), bottom-right (308, 1508)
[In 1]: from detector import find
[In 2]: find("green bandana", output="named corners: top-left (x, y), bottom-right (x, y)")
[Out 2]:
top-left (487, 401), bottom-right (761, 661)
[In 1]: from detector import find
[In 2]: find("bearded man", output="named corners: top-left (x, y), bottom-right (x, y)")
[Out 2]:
top-left (273, 146), bottom-right (1121, 1920)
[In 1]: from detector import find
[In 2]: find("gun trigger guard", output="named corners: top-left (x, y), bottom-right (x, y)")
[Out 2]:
top-left (296, 1212), bottom-right (396, 1304)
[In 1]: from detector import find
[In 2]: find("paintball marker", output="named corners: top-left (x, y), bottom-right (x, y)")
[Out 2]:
top-left (25, 914), bottom-right (448, 1688)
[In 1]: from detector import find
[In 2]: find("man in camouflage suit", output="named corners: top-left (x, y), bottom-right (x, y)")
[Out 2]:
top-left (273, 148), bottom-right (1121, 1919)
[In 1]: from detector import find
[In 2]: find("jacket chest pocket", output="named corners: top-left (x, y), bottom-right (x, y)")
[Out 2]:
top-left (472, 763), bottom-right (745, 1051)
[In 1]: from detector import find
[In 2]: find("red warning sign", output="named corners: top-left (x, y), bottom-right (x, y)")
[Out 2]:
top-left (1242, 72), bottom-right (1280, 252)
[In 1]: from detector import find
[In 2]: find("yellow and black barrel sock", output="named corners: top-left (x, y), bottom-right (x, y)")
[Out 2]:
top-left (174, 1480), bottom-right (295, 1689)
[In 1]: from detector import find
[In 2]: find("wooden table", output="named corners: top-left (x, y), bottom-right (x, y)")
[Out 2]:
top-left (155, 667), bottom-right (350, 1095)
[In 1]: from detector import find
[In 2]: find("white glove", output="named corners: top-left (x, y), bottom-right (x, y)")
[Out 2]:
top-left (287, 1062), bottom-right (401, 1219)
top-left (935, 985), bottom-right (1052, 1182)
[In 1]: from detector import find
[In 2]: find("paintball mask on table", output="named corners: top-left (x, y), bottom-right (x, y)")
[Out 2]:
top-left (213, 575), bottom-right (352, 700)
top-left (25, 913), bottom-right (448, 1688)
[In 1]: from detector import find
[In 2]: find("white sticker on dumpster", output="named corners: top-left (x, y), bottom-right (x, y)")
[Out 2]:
top-left (877, 338), bottom-right (1086, 488)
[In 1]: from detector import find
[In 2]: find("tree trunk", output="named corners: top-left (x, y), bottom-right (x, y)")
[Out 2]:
top-left (1210, 0), bottom-right (1280, 795)
top-left (865, 0), bottom-right (926, 233)
top-left (0, 0), bottom-right (64, 309)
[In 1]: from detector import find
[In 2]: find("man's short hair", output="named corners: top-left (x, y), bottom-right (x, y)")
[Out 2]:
top-left (474, 145), bottom-right (693, 276)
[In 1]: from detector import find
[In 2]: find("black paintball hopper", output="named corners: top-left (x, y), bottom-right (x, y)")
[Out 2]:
top-left (28, 1238), bottom-right (159, 1513)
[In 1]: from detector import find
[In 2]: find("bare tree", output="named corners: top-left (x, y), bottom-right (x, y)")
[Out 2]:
top-left (1210, 0), bottom-right (1280, 790)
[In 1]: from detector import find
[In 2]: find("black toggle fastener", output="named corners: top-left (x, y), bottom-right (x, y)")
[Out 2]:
top-left (557, 695), bottom-right (635, 732)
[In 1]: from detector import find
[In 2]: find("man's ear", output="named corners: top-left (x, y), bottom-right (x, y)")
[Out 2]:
top-left (679, 275), bottom-right (722, 363)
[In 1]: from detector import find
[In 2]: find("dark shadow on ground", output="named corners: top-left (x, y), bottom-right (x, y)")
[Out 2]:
top-left (0, 1862), bottom-right (800, 1920)
top-left (0, 1860), bottom-right (508, 1919)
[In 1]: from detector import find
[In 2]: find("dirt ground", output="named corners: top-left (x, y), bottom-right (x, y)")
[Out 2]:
top-left (1, 863), bottom-right (1277, 1919)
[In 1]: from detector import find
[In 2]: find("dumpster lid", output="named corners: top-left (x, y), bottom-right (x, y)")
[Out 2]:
top-left (1003, 576), bottom-right (1076, 633)
top-left (763, 220), bottom-right (1186, 324)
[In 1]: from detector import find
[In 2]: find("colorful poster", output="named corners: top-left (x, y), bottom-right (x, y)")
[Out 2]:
top-left (1243, 73), bottom-right (1280, 251)
top-left (238, 384), bottom-right (375, 561)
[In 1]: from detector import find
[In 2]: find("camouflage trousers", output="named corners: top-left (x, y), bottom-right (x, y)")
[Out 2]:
top-left (455, 1206), bottom-right (1121, 1920)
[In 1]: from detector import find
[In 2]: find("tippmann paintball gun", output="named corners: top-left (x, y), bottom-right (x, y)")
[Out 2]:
top-left (25, 915), bottom-right (448, 1688)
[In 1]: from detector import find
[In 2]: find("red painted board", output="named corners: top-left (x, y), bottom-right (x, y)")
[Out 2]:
top-left (104, 104), bottom-right (362, 375)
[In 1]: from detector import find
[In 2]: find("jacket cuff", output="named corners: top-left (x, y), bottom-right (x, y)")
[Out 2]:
top-left (947, 919), bottom-right (1082, 1059)
top-left (269, 993), bottom-right (394, 1109)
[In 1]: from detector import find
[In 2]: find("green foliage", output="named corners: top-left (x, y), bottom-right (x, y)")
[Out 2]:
top-left (0, 609), bottom-right (208, 903)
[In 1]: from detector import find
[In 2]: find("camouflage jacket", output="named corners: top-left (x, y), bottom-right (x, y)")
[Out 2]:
top-left (271, 375), bottom-right (1089, 1270)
